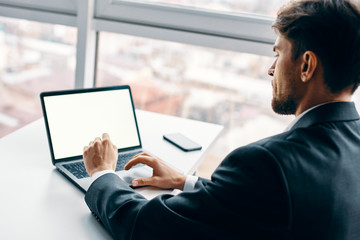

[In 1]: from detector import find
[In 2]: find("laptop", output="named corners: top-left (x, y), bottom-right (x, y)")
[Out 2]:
top-left (40, 85), bottom-right (152, 192)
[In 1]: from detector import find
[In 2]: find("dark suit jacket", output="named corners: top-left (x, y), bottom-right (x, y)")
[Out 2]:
top-left (85, 102), bottom-right (360, 240)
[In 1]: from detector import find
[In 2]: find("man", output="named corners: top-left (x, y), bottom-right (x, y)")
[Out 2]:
top-left (83, 0), bottom-right (360, 239)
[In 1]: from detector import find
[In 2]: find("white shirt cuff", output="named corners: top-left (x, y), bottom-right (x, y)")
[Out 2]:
top-left (91, 169), bottom-right (117, 183)
top-left (183, 175), bottom-right (199, 191)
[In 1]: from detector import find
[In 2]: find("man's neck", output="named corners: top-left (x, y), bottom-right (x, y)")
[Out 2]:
top-left (295, 91), bottom-right (352, 117)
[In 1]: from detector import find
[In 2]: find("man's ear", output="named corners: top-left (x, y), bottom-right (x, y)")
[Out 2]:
top-left (300, 51), bottom-right (318, 83)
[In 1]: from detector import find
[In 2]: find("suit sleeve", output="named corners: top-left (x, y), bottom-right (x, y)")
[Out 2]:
top-left (85, 144), bottom-right (291, 240)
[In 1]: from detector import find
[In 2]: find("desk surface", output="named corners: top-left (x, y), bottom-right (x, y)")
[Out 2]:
top-left (0, 110), bottom-right (222, 239)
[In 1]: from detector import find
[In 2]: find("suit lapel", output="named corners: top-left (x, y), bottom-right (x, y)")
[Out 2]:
top-left (290, 102), bottom-right (359, 130)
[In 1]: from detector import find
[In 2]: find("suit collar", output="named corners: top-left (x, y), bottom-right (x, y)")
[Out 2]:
top-left (290, 102), bottom-right (359, 130)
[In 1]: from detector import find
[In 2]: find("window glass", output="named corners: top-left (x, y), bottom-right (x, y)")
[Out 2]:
top-left (133, 0), bottom-right (289, 17)
top-left (96, 31), bottom-right (293, 177)
top-left (0, 17), bottom-right (77, 137)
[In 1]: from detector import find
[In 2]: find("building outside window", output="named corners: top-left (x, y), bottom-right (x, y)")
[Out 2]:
top-left (0, 17), bottom-right (76, 137)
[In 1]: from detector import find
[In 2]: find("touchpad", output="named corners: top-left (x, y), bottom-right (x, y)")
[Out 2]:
top-left (117, 164), bottom-right (153, 185)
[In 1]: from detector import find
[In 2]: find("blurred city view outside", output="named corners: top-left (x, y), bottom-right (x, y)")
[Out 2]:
top-left (0, 17), bottom-right (77, 137)
top-left (0, 1), bottom-right (304, 177)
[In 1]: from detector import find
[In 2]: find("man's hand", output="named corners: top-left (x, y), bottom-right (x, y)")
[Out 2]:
top-left (125, 153), bottom-right (186, 190)
top-left (83, 133), bottom-right (118, 177)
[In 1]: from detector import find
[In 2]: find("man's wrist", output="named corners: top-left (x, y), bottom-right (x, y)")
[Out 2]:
top-left (88, 165), bottom-right (114, 177)
top-left (174, 174), bottom-right (187, 190)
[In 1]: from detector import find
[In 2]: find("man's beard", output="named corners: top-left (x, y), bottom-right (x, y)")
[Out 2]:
top-left (271, 96), bottom-right (297, 115)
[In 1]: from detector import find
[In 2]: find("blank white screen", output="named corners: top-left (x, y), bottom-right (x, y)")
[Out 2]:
top-left (43, 89), bottom-right (140, 160)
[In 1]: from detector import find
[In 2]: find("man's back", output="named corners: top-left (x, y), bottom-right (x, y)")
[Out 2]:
top-left (256, 102), bottom-right (360, 239)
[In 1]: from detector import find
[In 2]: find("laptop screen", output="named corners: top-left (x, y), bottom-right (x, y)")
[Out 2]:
top-left (41, 86), bottom-right (141, 162)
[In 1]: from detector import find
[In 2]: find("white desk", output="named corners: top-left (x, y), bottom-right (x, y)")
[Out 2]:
top-left (0, 110), bottom-right (223, 240)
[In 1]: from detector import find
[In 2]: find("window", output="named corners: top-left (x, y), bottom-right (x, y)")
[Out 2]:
top-left (96, 32), bottom-right (293, 177)
top-left (0, 17), bottom-right (76, 137)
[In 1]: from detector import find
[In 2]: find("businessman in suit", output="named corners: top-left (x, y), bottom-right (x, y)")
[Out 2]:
top-left (83, 0), bottom-right (360, 239)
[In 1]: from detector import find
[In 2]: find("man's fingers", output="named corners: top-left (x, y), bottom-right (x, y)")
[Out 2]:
top-left (132, 152), bottom-right (150, 158)
top-left (124, 157), bottom-right (143, 170)
top-left (93, 140), bottom-right (101, 152)
top-left (132, 177), bottom-right (157, 187)
top-left (101, 133), bottom-right (117, 149)
top-left (102, 133), bottom-right (110, 141)
top-left (124, 155), bottom-right (157, 170)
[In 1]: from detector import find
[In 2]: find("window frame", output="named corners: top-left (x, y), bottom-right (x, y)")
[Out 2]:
top-left (95, 0), bottom-right (276, 45)
top-left (0, 0), bottom-right (76, 26)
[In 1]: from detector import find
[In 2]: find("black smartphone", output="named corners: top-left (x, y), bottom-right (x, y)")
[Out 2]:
top-left (163, 133), bottom-right (202, 152)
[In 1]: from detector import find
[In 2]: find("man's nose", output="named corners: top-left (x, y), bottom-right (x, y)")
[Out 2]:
top-left (268, 68), bottom-right (274, 77)
top-left (268, 60), bottom-right (276, 77)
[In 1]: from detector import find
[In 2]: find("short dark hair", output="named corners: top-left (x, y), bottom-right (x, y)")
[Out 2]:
top-left (273, 0), bottom-right (360, 93)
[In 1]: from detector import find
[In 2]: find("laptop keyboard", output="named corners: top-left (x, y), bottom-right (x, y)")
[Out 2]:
top-left (63, 150), bottom-right (143, 179)
top-left (63, 161), bottom-right (89, 179)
